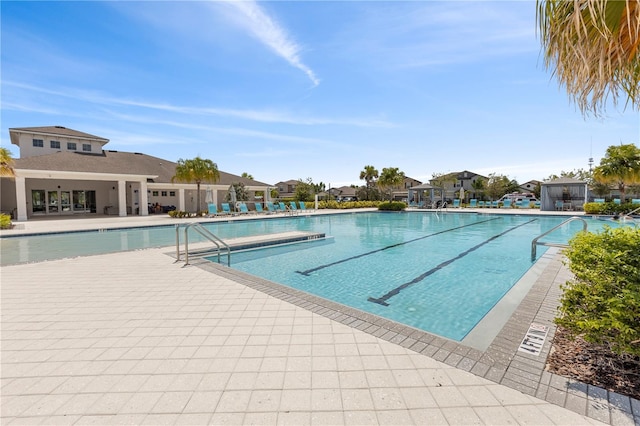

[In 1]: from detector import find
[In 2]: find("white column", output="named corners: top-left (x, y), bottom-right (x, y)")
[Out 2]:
top-left (139, 180), bottom-right (149, 216)
top-left (118, 180), bottom-right (127, 217)
top-left (178, 188), bottom-right (185, 211)
top-left (15, 176), bottom-right (27, 221)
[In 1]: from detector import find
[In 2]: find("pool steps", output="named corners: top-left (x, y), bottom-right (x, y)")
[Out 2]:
top-left (175, 222), bottom-right (325, 266)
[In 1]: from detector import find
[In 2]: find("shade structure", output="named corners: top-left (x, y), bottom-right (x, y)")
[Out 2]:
top-left (540, 177), bottom-right (588, 211)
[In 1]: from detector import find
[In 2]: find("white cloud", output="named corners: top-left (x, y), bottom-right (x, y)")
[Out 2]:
top-left (222, 0), bottom-right (319, 87)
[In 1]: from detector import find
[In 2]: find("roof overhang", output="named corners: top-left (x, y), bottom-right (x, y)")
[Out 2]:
top-left (14, 168), bottom-right (157, 182)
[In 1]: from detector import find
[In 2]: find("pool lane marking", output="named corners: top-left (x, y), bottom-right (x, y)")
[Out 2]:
top-left (295, 217), bottom-right (501, 276)
top-left (367, 218), bottom-right (538, 307)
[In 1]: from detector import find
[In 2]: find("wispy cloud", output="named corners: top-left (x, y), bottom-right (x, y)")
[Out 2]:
top-left (4, 81), bottom-right (390, 127)
top-left (222, 0), bottom-right (319, 87)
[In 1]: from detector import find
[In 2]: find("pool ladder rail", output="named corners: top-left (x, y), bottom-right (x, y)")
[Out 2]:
top-left (530, 216), bottom-right (588, 261)
top-left (175, 222), bottom-right (231, 266)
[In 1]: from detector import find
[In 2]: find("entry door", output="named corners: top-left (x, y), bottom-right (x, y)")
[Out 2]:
top-left (31, 190), bottom-right (46, 214)
top-left (48, 191), bottom-right (59, 214)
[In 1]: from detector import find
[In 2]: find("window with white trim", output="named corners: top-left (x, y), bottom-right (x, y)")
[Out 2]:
top-left (50, 140), bottom-right (60, 149)
top-left (33, 139), bottom-right (44, 147)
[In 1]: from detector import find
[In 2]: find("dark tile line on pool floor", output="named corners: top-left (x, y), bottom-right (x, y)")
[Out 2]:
top-left (191, 250), bottom-right (640, 426)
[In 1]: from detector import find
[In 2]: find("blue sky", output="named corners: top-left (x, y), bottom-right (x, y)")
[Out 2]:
top-left (2, 1), bottom-right (638, 187)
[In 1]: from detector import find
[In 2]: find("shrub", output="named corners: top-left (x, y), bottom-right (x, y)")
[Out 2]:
top-left (317, 200), bottom-right (382, 209)
top-left (377, 201), bottom-right (407, 211)
top-left (584, 201), bottom-right (637, 215)
top-left (557, 226), bottom-right (640, 356)
top-left (0, 213), bottom-right (12, 229)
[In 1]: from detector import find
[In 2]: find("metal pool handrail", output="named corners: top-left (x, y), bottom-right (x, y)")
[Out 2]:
top-left (175, 222), bottom-right (231, 266)
top-left (531, 216), bottom-right (588, 261)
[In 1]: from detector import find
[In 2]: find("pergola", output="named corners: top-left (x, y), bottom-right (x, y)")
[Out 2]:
top-left (540, 177), bottom-right (588, 211)
top-left (407, 183), bottom-right (443, 207)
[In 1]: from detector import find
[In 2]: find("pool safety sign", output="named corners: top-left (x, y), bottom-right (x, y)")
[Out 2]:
top-left (518, 323), bottom-right (549, 355)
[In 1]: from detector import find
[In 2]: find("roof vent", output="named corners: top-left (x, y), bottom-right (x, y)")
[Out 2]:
top-left (54, 126), bottom-right (66, 129)
top-left (108, 150), bottom-right (118, 153)
top-left (134, 152), bottom-right (143, 155)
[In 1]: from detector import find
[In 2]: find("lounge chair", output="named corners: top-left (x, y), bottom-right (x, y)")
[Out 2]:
top-left (468, 199), bottom-right (477, 208)
top-left (266, 202), bottom-right (278, 213)
top-left (502, 199), bottom-right (512, 208)
top-left (452, 199), bottom-right (461, 208)
top-left (632, 199), bottom-right (640, 205)
top-left (221, 203), bottom-right (233, 215)
top-left (517, 200), bottom-right (529, 209)
top-left (238, 203), bottom-right (251, 215)
top-left (491, 201), bottom-right (499, 208)
top-left (594, 198), bottom-right (605, 203)
top-left (298, 201), bottom-right (307, 211)
top-left (207, 203), bottom-right (218, 217)
top-left (278, 202), bottom-right (287, 212)
top-left (477, 201), bottom-right (484, 208)
top-left (613, 198), bottom-right (621, 205)
top-left (254, 203), bottom-right (266, 214)
top-left (555, 200), bottom-right (564, 211)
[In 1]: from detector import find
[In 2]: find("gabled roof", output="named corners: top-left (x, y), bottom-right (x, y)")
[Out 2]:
top-left (9, 126), bottom-right (109, 145)
top-left (542, 177), bottom-right (587, 185)
top-left (14, 150), bottom-right (270, 186)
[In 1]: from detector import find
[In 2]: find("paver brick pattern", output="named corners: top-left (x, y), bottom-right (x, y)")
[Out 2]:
top-left (1, 247), bottom-right (609, 425)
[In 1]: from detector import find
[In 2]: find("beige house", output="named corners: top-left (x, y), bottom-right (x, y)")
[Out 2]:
top-left (1, 126), bottom-right (270, 221)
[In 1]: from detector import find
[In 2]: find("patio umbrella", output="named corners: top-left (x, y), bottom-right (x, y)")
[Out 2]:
top-left (205, 187), bottom-right (213, 204)
top-left (459, 187), bottom-right (464, 201)
top-left (228, 185), bottom-right (237, 211)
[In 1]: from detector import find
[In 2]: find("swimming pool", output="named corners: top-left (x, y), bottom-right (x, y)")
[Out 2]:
top-left (0, 212), bottom-right (624, 341)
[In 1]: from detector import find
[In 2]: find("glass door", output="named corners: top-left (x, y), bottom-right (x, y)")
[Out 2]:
top-left (60, 191), bottom-right (71, 212)
top-left (73, 190), bottom-right (87, 213)
top-left (48, 191), bottom-right (59, 213)
top-left (31, 190), bottom-right (46, 214)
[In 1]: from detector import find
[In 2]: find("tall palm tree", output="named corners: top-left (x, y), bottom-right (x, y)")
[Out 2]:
top-left (593, 143), bottom-right (640, 202)
top-left (359, 165), bottom-right (379, 201)
top-left (171, 157), bottom-right (220, 212)
top-left (537, 0), bottom-right (640, 116)
top-left (0, 147), bottom-right (16, 178)
top-left (377, 167), bottom-right (405, 201)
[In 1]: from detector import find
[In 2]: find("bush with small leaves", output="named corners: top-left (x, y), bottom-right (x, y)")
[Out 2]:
top-left (557, 226), bottom-right (640, 356)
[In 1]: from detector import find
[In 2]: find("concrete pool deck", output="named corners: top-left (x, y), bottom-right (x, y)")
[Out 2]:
top-left (1, 210), bottom-right (638, 425)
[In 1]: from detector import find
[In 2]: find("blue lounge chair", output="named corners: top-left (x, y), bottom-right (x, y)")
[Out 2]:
top-left (594, 198), bottom-right (605, 203)
top-left (298, 201), bottom-right (307, 211)
top-left (255, 203), bottom-right (266, 214)
top-left (555, 200), bottom-right (564, 211)
top-left (502, 199), bottom-right (512, 208)
top-left (238, 203), bottom-right (250, 215)
top-left (207, 203), bottom-right (218, 217)
top-left (221, 203), bottom-right (233, 215)
top-left (266, 202), bottom-right (278, 213)
top-left (613, 198), bottom-right (621, 205)
top-left (632, 199), bottom-right (640, 205)
top-left (478, 201), bottom-right (485, 208)
top-left (469, 199), bottom-right (477, 208)
top-left (517, 200), bottom-right (529, 208)
top-left (452, 199), bottom-right (460, 208)
top-left (491, 201), bottom-right (499, 208)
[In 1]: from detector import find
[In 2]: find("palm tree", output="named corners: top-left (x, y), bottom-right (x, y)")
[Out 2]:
top-left (593, 143), bottom-right (640, 202)
top-left (359, 165), bottom-right (379, 201)
top-left (171, 157), bottom-right (220, 212)
top-left (377, 167), bottom-right (405, 201)
top-left (537, 0), bottom-right (640, 116)
top-left (0, 147), bottom-right (16, 178)
top-left (241, 172), bottom-right (254, 180)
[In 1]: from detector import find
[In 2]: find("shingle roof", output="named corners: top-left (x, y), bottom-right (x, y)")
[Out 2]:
top-left (14, 150), bottom-right (270, 186)
top-left (9, 126), bottom-right (109, 144)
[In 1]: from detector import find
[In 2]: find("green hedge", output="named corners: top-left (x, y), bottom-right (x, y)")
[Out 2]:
top-left (557, 226), bottom-right (640, 356)
top-left (317, 200), bottom-right (382, 209)
top-left (377, 201), bottom-right (407, 211)
top-left (584, 201), bottom-right (640, 215)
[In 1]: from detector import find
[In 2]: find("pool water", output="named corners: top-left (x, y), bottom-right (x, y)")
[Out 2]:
top-left (0, 212), bottom-right (626, 341)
